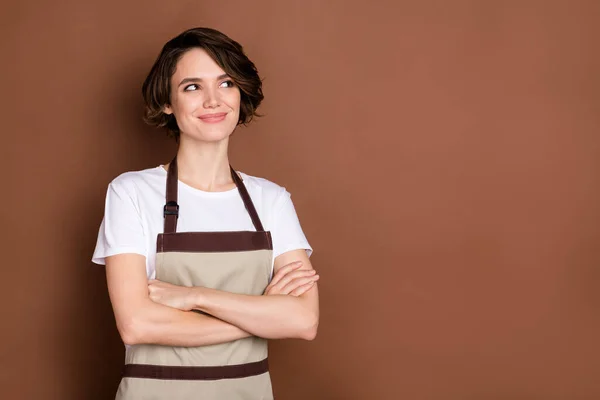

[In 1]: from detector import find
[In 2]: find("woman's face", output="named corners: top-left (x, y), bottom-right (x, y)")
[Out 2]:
top-left (164, 48), bottom-right (241, 143)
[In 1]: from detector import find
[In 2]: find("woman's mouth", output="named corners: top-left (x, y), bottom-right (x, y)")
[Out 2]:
top-left (198, 112), bottom-right (227, 123)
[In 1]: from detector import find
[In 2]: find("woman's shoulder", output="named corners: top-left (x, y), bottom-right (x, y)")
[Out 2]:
top-left (239, 172), bottom-right (288, 201)
top-left (108, 165), bottom-right (165, 192)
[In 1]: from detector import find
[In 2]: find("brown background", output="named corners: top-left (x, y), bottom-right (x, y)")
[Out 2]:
top-left (1, 0), bottom-right (599, 399)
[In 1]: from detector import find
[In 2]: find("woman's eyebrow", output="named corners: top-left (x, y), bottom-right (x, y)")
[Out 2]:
top-left (178, 74), bottom-right (230, 87)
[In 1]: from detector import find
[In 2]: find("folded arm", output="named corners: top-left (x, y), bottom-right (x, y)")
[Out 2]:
top-left (105, 253), bottom-right (250, 347)
top-left (189, 249), bottom-right (320, 340)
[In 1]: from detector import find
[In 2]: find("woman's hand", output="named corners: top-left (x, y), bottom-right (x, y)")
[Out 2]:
top-left (264, 261), bottom-right (319, 297)
top-left (148, 279), bottom-right (197, 311)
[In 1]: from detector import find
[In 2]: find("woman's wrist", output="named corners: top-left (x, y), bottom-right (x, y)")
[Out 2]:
top-left (191, 286), bottom-right (206, 311)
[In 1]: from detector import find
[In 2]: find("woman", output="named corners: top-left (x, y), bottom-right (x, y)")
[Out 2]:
top-left (92, 27), bottom-right (319, 400)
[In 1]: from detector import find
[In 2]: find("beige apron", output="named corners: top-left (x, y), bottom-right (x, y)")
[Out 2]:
top-left (116, 157), bottom-right (273, 399)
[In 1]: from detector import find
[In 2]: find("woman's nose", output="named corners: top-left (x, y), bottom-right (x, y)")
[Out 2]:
top-left (203, 87), bottom-right (220, 108)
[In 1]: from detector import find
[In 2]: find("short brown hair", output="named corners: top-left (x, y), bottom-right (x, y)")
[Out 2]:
top-left (141, 27), bottom-right (264, 140)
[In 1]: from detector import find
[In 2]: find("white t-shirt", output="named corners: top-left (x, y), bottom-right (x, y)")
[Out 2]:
top-left (91, 165), bottom-right (312, 278)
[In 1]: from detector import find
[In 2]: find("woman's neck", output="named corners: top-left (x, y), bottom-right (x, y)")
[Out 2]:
top-left (170, 136), bottom-right (235, 192)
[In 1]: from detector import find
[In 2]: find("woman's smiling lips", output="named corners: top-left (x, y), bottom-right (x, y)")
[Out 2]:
top-left (198, 112), bottom-right (227, 123)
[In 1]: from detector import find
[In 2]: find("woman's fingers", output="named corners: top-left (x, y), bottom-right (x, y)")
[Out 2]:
top-left (265, 261), bottom-right (303, 293)
top-left (267, 270), bottom-right (319, 295)
top-left (271, 269), bottom-right (316, 292)
top-left (289, 281), bottom-right (317, 297)
top-left (280, 274), bottom-right (320, 295)
top-left (268, 261), bottom-right (303, 288)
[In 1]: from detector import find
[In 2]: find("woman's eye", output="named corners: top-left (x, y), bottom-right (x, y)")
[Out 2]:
top-left (184, 84), bottom-right (199, 91)
top-left (220, 80), bottom-right (234, 88)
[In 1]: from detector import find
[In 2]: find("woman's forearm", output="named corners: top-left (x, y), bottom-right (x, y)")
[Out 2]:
top-left (106, 254), bottom-right (252, 347)
top-left (122, 299), bottom-right (251, 347)
top-left (191, 287), bottom-right (319, 340)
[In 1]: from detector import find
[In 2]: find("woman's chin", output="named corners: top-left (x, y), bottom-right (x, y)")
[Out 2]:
top-left (182, 129), bottom-right (233, 143)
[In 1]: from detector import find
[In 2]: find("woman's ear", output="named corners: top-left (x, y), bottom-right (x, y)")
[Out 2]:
top-left (163, 104), bottom-right (173, 115)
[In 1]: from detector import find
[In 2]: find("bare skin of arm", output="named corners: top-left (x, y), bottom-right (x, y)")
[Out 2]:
top-left (106, 254), bottom-right (250, 346)
top-left (106, 253), bottom-right (316, 346)
top-left (149, 249), bottom-right (320, 340)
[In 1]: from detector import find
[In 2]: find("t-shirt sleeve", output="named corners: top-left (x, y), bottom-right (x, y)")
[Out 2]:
top-left (91, 179), bottom-right (147, 265)
top-left (271, 189), bottom-right (313, 260)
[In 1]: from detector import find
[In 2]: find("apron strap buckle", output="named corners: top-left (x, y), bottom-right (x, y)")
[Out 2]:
top-left (164, 201), bottom-right (179, 218)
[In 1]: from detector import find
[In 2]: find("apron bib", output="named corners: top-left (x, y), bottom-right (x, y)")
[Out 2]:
top-left (116, 157), bottom-right (274, 400)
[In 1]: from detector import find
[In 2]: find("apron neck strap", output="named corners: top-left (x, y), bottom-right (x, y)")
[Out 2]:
top-left (230, 166), bottom-right (265, 232)
top-left (164, 156), bottom-right (180, 234)
top-left (163, 156), bottom-right (265, 233)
